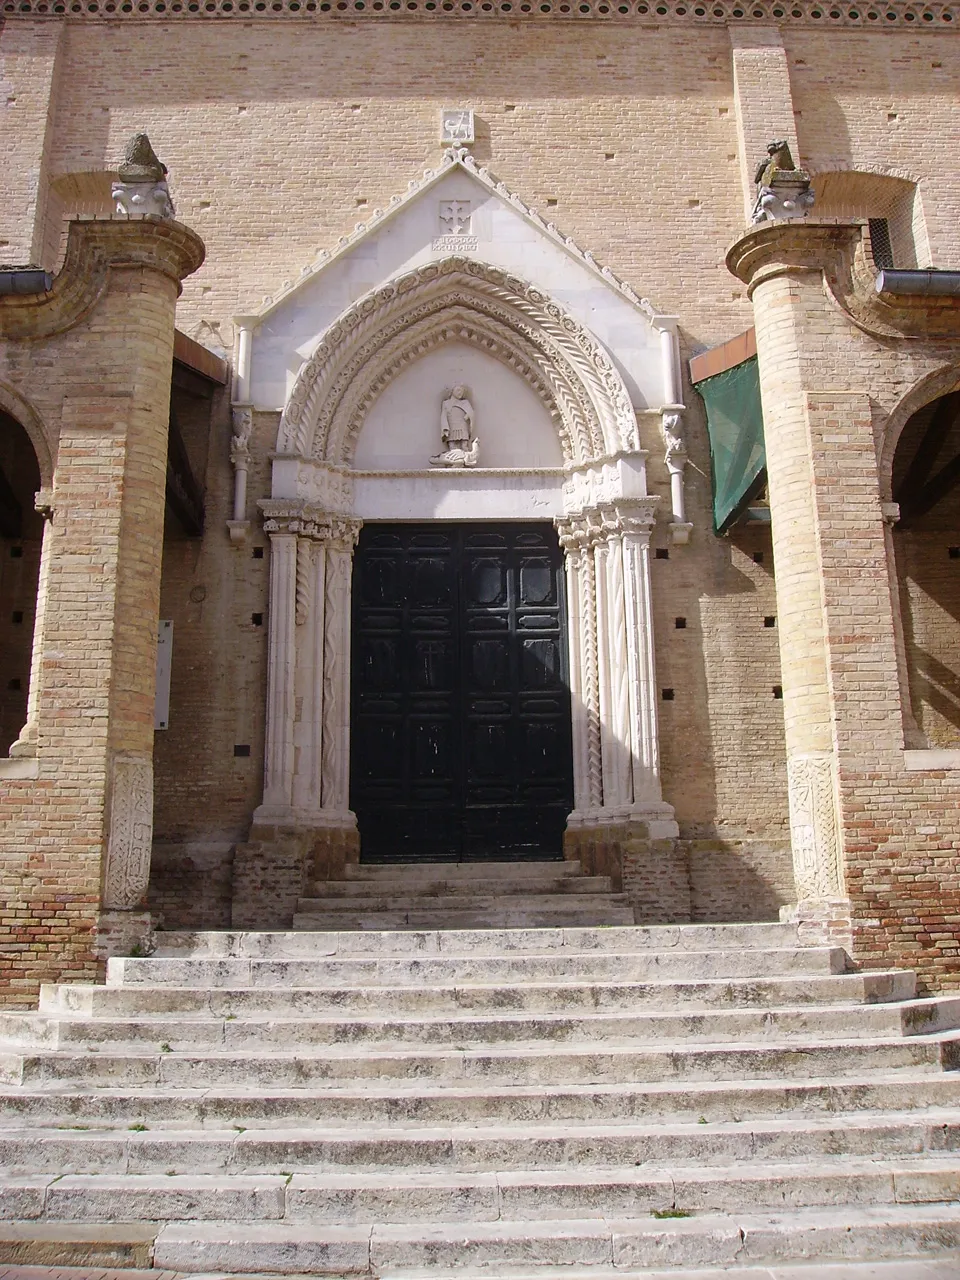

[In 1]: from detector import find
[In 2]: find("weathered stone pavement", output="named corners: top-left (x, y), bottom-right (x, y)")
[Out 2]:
top-left (2, 916), bottom-right (960, 1273)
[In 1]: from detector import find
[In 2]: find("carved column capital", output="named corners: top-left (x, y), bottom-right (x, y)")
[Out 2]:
top-left (259, 499), bottom-right (361, 549)
top-left (557, 498), bottom-right (658, 554)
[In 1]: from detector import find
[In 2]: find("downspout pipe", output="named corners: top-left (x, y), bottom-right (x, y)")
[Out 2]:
top-left (876, 270), bottom-right (960, 296)
top-left (0, 270), bottom-right (53, 296)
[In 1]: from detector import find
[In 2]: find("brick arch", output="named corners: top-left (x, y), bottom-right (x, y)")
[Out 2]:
top-left (0, 382), bottom-right (54, 489)
top-left (878, 362), bottom-right (960, 501)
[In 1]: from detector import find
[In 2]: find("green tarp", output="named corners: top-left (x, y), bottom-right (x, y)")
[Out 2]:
top-left (693, 355), bottom-right (767, 535)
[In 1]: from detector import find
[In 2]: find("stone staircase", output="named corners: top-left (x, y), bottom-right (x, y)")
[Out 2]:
top-left (1, 921), bottom-right (960, 1274)
top-left (293, 858), bottom-right (635, 930)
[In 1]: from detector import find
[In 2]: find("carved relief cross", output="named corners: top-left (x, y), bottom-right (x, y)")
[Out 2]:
top-left (439, 200), bottom-right (471, 235)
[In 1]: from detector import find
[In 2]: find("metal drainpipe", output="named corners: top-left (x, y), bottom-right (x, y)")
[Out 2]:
top-left (0, 270), bottom-right (53, 296)
top-left (876, 269), bottom-right (960, 296)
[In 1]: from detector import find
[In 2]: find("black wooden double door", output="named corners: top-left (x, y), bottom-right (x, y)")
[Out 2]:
top-left (350, 523), bottom-right (574, 863)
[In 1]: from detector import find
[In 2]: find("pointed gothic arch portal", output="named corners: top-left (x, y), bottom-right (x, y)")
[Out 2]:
top-left (256, 257), bottom-right (679, 869)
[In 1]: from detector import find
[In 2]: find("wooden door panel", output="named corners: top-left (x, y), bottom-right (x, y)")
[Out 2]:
top-left (351, 523), bottom-right (573, 863)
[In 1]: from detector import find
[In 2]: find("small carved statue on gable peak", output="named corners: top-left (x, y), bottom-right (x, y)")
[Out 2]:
top-left (431, 384), bottom-right (480, 468)
top-left (752, 139), bottom-right (815, 225)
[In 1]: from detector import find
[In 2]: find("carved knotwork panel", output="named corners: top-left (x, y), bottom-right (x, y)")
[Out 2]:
top-left (103, 755), bottom-right (154, 910)
top-left (787, 752), bottom-right (845, 900)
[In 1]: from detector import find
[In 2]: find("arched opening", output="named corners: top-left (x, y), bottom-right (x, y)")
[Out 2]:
top-left (0, 411), bottom-right (44, 756)
top-left (890, 388), bottom-right (960, 748)
top-left (812, 169), bottom-right (928, 270)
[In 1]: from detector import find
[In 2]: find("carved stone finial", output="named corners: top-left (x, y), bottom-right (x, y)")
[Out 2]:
top-left (112, 132), bottom-right (175, 219)
top-left (118, 133), bottom-right (168, 182)
top-left (751, 139), bottom-right (815, 224)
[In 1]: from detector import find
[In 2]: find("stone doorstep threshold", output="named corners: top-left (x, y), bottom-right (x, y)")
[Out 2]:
top-left (4, 1260), bottom-right (960, 1280)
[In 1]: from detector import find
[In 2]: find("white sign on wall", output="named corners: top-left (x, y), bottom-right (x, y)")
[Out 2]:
top-left (155, 619), bottom-right (173, 730)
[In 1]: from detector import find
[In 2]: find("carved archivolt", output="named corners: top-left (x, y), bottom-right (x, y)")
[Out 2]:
top-left (278, 258), bottom-right (639, 468)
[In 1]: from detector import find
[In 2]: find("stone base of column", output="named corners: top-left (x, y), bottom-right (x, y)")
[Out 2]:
top-left (93, 910), bottom-right (156, 961)
top-left (780, 896), bottom-right (854, 951)
top-left (565, 817), bottom-right (691, 923)
top-left (233, 813), bottom-right (360, 930)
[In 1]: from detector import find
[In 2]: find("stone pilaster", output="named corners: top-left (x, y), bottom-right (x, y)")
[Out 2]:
top-left (558, 500), bottom-right (676, 833)
top-left (241, 505), bottom-right (361, 921)
top-left (261, 524), bottom-right (298, 810)
top-left (256, 502), bottom-right (361, 828)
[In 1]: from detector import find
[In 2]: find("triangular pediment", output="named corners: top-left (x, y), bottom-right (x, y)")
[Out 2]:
top-left (245, 149), bottom-right (675, 415)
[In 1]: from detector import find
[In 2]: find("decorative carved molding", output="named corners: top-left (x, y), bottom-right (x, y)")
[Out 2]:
top-left (278, 258), bottom-right (638, 468)
top-left (230, 405), bottom-right (253, 467)
top-left (295, 538), bottom-right (314, 626)
top-left (259, 499), bottom-right (362, 547)
top-left (321, 544), bottom-right (353, 812)
top-left (661, 409), bottom-right (693, 544)
top-left (229, 405), bottom-right (253, 538)
top-left (103, 756), bottom-right (154, 910)
top-left (786, 752), bottom-right (845, 900)
top-left (331, 306), bottom-right (577, 465)
top-left (7, 0), bottom-right (948, 28)
top-left (557, 497), bottom-right (665, 820)
top-left (557, 499), bottom-right (659, 551)
top-left (0, 217), bottom-right (204, 343)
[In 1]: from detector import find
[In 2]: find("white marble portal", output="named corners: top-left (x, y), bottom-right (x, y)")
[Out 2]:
top-left (245, 150), bottom-right (682, 844)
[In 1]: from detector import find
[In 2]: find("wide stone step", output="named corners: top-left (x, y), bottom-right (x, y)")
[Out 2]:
top-left (342, 860), bottom-right (579, 880)
top-left (295, 892), bottom-right (625, 912)
top-left (35, 969), bottom-right (919, 1020)
top-left (2, 1110), bottom-right (960, 1176)
top-left (107, 946), bottom-right (850, 989)
top-left (147, 1203), bottom-right (960, 1273)
top-left (291, 907), bottom-right (637, 931)
top-left (306, 875), bottom-right (617, 898)
top-left (153, 921), bottom-right (799, 958)
top-left (4, 997), bottom-right (959, 1053)
top-left (4, 1155), bottom-right (960, 1224)
top-left (5, 1031), bottom-right (957, 1089)
top-left (5, 1072), bottom-right (960, 1130)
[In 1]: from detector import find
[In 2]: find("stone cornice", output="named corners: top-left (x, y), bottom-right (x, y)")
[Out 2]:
top-left (4, 2), bottom-right (955, 29)
top-left (726, 219), bottom-right (960, 341)
top-left (0, 216), bottom-right (205, 342)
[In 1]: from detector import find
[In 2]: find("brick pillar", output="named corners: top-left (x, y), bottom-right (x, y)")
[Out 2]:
top-left (730, 29), bottom-right (800, 224)
top-left (727, 224), bottom-right (866, 940)
top-left (0, 217), bottom-right (204, 1001)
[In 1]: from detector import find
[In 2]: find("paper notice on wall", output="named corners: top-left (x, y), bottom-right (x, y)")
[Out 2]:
top-left (155, 619), bottom-right (173, 730)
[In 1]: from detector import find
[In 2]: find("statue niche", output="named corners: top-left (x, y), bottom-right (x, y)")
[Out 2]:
top-left (431, 384), bottom-right (480, 468)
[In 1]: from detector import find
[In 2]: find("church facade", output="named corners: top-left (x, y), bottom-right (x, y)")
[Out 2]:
top-left (1, 2), bottom-right (960, 1005)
